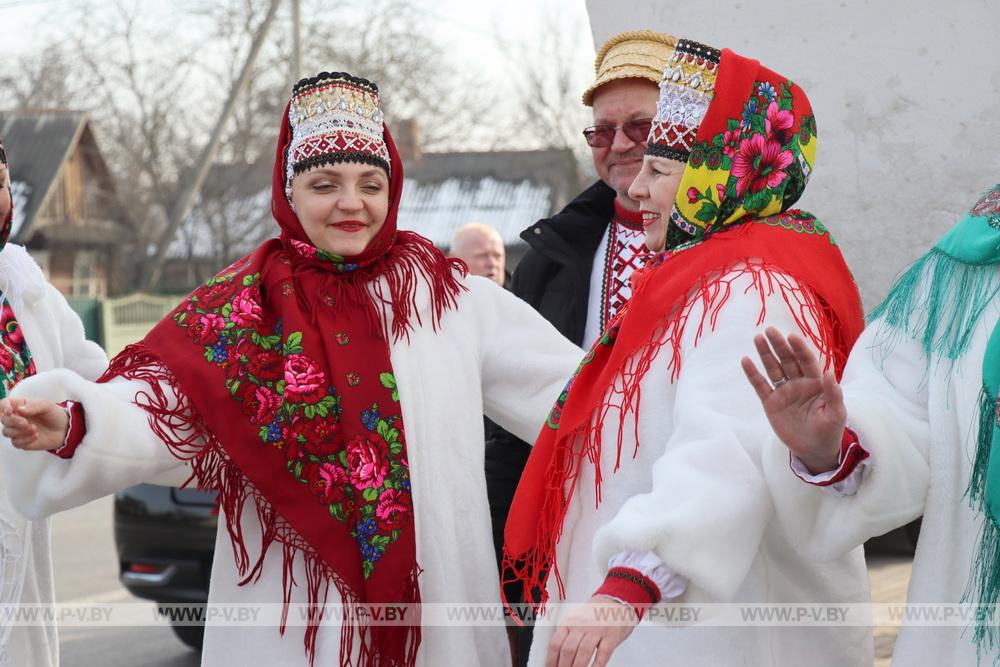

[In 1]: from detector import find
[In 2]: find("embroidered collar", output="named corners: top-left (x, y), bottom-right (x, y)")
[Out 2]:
top-left (611, 198), bottom-right (644, 231)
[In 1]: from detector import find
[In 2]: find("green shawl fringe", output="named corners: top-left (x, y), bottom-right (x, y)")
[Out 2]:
top-left (868, 248), bottom-right (1000, 362)
top-left (965, 383), bottom-right (1000, 663)
top-left (870, 244), bottom-right (1000, 661)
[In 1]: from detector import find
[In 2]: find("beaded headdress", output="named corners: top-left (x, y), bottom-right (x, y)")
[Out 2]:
top-left (285, 72), bottom-right (389, 195)
top-left (646, 39), bottom-right (721, 163)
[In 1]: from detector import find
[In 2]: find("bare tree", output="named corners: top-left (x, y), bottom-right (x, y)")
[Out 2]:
top-left (0, 0), bottom-right (522, 286)
top-left (496, 6), bottom-right (594, 164)
top-left (57, 1), bottom-right (205, 249)
top-left (0, 44), bottom-right (87, 109)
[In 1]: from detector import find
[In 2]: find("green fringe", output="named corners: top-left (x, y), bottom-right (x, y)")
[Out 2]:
top-left (965, 508), bottom-right (1000, 661)
top-left (963, 386), bottom-right (1000, 661)
top-left (968, 387), bottom-right (997, 508)
top-left (869, 249), bottom-right (1000, 362)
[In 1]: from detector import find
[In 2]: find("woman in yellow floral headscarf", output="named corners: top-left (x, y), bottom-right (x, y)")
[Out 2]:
top-left (504, 38), bottom-right (870, 667)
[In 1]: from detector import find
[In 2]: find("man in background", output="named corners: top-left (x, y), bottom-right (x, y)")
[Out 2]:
top-left (449, 222), bottom-right (507, 286)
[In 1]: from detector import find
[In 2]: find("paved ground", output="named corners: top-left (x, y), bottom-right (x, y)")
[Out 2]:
top-left (49, 493), bottom-right (915, 666)
top-left (869, 554), bottom-right (913, 667)
top-left (51, 495), bottom-right (200, 667)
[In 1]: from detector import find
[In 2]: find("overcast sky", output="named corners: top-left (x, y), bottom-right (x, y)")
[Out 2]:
top-left (0, 0), bottom-right (596, 88)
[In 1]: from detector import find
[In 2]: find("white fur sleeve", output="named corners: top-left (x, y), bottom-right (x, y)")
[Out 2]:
top-left (592, 270), bottom-right (815, 602)
top-left (762, 321), bottom-right (931, 560)
top-left (0, 369), bottom-right (194, 520)
top-left (47, 283), bottom-right (108, 381)
top-left (471, 277), bottom-right (583, 444)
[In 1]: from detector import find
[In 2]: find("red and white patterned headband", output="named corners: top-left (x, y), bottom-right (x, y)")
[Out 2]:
top-left (285, 72), bottom-right (390, 197)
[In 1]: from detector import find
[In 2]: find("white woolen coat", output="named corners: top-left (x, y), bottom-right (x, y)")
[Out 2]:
top-left (528, 267), bottom-right (873, 667)
top-left (764, 291), bottom-right (1000, 666)
top-left (0, 274), bottom-right (581, 667)
top-left (0, 244), bottom-right (107, 667)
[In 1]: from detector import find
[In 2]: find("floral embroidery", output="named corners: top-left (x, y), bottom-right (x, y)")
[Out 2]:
top-left (174, 270), bottom-right (411, 579)
top-left (758, 81), bottom-right (776, 103)
top-left (680, 79), bottom-right (818, 232)
top-left (760, 211), bottom-right (837, 244)
top-left (972, 185), bottom-right (1000, 228)
top-left (289, 238), bottom-right (359, 271)
top-left (544, 324), bottom-right (619, 430)
top-left (335, 332), bottom-right (350, 345)
top-left (379, 372), bottom-right (400, 402)
top-left (0, 299), bottom-right (35, 399)
top-left (732, 133), bottom-right (794, 198)
top-left (346, 397), bottom-right (410, 578)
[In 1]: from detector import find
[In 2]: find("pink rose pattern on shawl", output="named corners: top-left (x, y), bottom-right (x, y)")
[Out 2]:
top-left (0, 299), bottom-right (35, 399)
top-left (684, 80), bottom-right (817, 228)
top-left (172, 261), bottom-right (410, 578)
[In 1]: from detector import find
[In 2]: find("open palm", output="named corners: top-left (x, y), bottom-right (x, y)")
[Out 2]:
top-left (741, 327), bottom-right (845, 474)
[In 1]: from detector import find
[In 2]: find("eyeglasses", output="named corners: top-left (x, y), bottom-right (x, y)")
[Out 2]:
top-left (582, 119), bottom-right (653, 148)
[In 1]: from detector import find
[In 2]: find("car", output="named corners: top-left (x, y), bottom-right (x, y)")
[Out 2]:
top-left (865, 518), bottom-right (922, 556)
top-left (113, 483), bottom-right (218, 650)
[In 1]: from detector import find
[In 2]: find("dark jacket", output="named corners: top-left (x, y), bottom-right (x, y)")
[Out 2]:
top-left (507, 180), bottom-right (616, 343)
top-left (485, 179), bottom-right (616, 566)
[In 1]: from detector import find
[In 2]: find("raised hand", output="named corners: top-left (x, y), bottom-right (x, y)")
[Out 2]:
top-left (740, 327), bottom-right (845, 474)
top-left (0, 397), bottom-right (69, 451)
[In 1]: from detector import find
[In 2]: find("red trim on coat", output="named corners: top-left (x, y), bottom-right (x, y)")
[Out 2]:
top-left (49, 400), bottom-right (85, 459)
top-left (790, 427), bottom-right (869, 486)
top-left (593, 566), bottom-right (661, 620)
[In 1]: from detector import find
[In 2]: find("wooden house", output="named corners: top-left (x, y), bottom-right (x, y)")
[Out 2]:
top-left (0, 110), bottom-right (133, 297)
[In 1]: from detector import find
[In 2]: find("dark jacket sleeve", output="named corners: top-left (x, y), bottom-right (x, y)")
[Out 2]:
top-left (484, 417), bottom-right (533, 569)
top-left (485, 182), bottom-right (612, 582)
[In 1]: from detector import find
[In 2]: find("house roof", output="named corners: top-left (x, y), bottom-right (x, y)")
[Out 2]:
top-left (0, 110), bottom-right (120, 242)
top-left (168, 161), bottom-right (274, 260)
top-left (0, 111), bottom-right (88, 241)
top-left (168, 148), bottom-right (581, 260)
top-left (399, 149), bottom-right (580, 248)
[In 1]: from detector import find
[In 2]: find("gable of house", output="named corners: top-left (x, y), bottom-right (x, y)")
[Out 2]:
top-left (0, 110), bottom-right (133, 297)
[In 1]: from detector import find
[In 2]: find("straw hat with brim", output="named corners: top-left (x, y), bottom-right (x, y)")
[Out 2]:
top-left (582, 30), bottom-right (678, 106)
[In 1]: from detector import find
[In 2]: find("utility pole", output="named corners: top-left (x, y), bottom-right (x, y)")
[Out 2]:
top-left (291, 0), bottom-right (302, 83)
top-left (143, 0), bottom-right (282, 290)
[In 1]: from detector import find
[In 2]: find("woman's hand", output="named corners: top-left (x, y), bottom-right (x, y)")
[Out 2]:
top-left (0, 397), bottom-right (69, 451)
top-left (740, 327), bottom-right (845, 474)
top-left (546, 596), bottom-right (638, 667)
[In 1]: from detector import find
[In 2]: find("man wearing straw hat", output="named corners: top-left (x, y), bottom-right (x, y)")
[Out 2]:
top-left (484, 30), bottom-right (676, 666)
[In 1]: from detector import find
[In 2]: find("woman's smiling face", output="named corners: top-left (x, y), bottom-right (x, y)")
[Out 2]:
top-left (627, 155), bottom-right (686, 252)
top-left (290, 162), bottom-right (390, 257)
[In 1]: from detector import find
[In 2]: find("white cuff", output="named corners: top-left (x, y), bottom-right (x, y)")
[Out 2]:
top-left (790, 454), bottom-right (868, 495)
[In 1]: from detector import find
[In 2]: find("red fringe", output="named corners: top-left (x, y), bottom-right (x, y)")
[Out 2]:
top-left (501, 260), bottom-right (847, 610)
top-left (278, 231), bottom-right (467, 343)
top-left (99, 345), bottom-right (422, 667)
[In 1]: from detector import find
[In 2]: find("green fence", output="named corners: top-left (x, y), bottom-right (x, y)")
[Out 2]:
top-left (67, 298), bottom-right (104, 348)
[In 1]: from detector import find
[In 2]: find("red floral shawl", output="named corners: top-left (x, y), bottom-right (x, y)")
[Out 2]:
top-left (101, 107), bottom-right (465, 665)
top-left (502, 48), bottom-right (864, 606)
top-left (0, 137), bottom-right (37, 397)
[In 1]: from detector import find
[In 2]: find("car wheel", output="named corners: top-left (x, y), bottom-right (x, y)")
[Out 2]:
top-left (170, 620), bottom-right (205, 651)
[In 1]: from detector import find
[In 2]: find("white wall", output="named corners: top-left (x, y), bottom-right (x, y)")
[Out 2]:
top-left (586, 0), bottom-right (1000, 309)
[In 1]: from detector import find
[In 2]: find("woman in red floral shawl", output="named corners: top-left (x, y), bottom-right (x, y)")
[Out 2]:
top-left (0, 72), bottom-right (581, 667)
top-left (502, 39), bottom-right (872, 667)
top-left (0, 138), bottom-right (108, 667)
